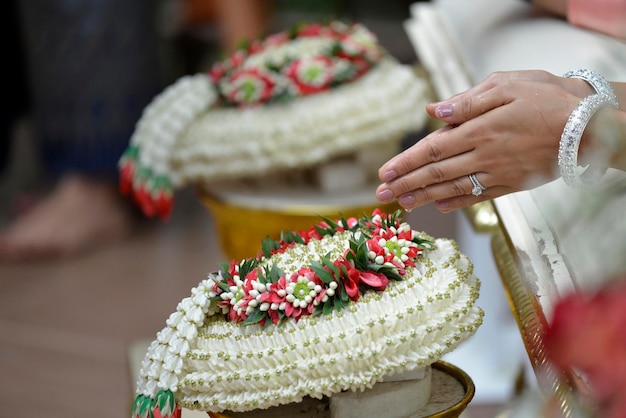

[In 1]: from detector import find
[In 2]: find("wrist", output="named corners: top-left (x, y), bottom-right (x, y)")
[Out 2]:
top-left (558, 94), bottom-right (619, 188)
top-left (563, 69), bottom-right (619, 107)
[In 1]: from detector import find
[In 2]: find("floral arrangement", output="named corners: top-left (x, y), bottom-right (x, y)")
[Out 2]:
top-left (117, 20), bottom-right (429, 221)
top-left (130, 209), bottom-right (483, 416)
top-left (208, 21), bottom-right (382, 107)
top-left (206, 208), bottom-right (433, 327)
top-left (118, 21), bottom-right (383, 220)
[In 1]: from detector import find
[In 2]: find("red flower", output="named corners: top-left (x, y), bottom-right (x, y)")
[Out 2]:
top-left (345, 217), bottom-right (358, 229)
top-left (358, 270), bottom-right (390, 291)
top-left (154, 189), bottom-right (173, 221)
top-left (263, 32), bottom-right (289, 47)
top-left (133, 181), bottom-right (156, 218)
top-left (344, 267), bottom-right (361, 301)
top-left (119, 159), bottom-right (135, 196)
top-left (284, 56), bottom-right (334, 96)
top-left (226, 68), bottom-right (276, 106)
top-left (118, 146), bottom-right (139, 196)
top-left (545, 277), bottom-right (626, 418)
top-left (247, 38), bottom-right (265, 54)
top-left (297, 22), bottom-right (334, 38)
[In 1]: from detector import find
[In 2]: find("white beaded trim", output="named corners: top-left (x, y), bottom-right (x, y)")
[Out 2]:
top-left (558, 94), bottom-right (618, 188)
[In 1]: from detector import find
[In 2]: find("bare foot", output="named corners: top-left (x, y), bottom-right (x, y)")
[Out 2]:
top-left (0, 174), bottom-right (135, 261)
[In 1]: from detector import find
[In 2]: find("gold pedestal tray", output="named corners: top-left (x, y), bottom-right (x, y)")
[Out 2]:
top-left (198, 184), bottom-right (400, 260)
top-left (194, 361), bottom-right (474, 418)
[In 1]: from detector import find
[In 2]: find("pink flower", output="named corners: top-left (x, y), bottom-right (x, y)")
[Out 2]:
top-left (545, 276), bottom-right (626, 418)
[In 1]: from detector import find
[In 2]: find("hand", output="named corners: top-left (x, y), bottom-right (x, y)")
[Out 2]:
top-left (376, 70), bottom-right (591, 212)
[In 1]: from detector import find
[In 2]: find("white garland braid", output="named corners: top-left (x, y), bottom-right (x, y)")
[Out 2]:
top-left (118, 74), bottom-right (216, 220)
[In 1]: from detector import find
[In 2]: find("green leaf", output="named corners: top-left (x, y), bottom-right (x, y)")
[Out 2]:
top-left (280, 230), bottom-right (305, 245)
top-left (311, 261), bottom-right (333, 284)
top-left (267, 264), bottom-right (284, 284)
top-left (136, 395), bottom-right (153, 418)
top-left (261, 236), bottom-right (280, 257)
top-left (217, 262), bottom-right (232, 279)
top-left (215, 279), bottom-right (231, 293)
top-left (155, 389), bottom-right (175, 413)
top-left (322, 300), bottom-right (334, 316)
top-left (241, 309), bottom-right (266, 326)
top-left (238, 258), bottom-right (260, 279)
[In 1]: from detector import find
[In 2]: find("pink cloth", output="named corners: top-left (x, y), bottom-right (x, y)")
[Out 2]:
top-left (568, 0), bottom-right (626, 39)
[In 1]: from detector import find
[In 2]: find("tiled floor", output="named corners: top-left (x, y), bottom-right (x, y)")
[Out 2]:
top-left (0, 187), bottom-right (509, 418)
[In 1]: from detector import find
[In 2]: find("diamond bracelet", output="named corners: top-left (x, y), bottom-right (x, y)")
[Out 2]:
top-left (564, 68), bottom-right (619, 107)
top-left (557, 93), bottom-right (618, 188)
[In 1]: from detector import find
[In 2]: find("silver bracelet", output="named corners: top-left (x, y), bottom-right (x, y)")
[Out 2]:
top-left (563, 68), bottom-right (619, 108)
top-left (558, 93), bottom-right (618, 188)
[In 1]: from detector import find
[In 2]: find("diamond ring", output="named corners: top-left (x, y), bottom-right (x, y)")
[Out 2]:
top-left (468, 173), bottom-right (487, 196)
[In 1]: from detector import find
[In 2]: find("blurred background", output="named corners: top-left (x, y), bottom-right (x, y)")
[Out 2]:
top-left (0, 1), bottom-right (518, 417)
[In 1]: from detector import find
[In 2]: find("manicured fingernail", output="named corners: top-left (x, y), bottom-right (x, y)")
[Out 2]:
top-left (383, 170), bottom-right (398, 182)
top-left (436, 104), bottom-right (453, 118)
top-left (399, 194), bottom-right (415, 207)
top-left (436, 200), bottom-right (451, 213)
top-left (377, 188), bottom-right (393, 202)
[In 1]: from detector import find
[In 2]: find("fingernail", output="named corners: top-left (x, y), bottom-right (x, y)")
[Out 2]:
top-left (436, 200), bottom-right (451, 213)
top-left (377, 188), bottom-right (393, 202)
top-left (399, 194), bottom-right (415, 207)
top-left (436, 104), bottom-right (453, 118)
top-left (383, 170), bottom-right (398, 182)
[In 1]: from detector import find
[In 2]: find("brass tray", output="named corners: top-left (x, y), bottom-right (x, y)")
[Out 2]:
top-left (199, 361), bottom-right (474, 418)
top-left (198, 186), bottom-right (400, 260)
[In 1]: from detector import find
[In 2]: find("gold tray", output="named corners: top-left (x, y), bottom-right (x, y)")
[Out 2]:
top-left (198, 187), bottom-right (400, 260)
top-left (199, 361), bottom-right (474, 418)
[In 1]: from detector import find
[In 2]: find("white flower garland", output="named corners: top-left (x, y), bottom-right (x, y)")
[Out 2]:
top-left (171, 59), bottom-right (428, 187)
top-left (118, 21), bottom-right (430, 220)
top-left (133, 213), bottom-right (483, 414)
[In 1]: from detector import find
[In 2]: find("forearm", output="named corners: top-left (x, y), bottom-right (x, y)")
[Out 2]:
top-left (528, 0), bottom-right (568, 16)
top-left (527, 0), bottom-right (626, 39)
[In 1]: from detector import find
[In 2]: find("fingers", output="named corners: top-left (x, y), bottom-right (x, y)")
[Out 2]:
top-left (434, 184), bottom-right (512, 213)
top-left (378, 123), bottom-right (476, 185)
top-left (426, 70), bottom-right (559, 125)
top-left (378, 170), bottom-right (494, 212)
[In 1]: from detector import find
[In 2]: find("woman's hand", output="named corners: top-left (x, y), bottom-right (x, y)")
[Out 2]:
top-left (376, 70), bottom-right (591, 212)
